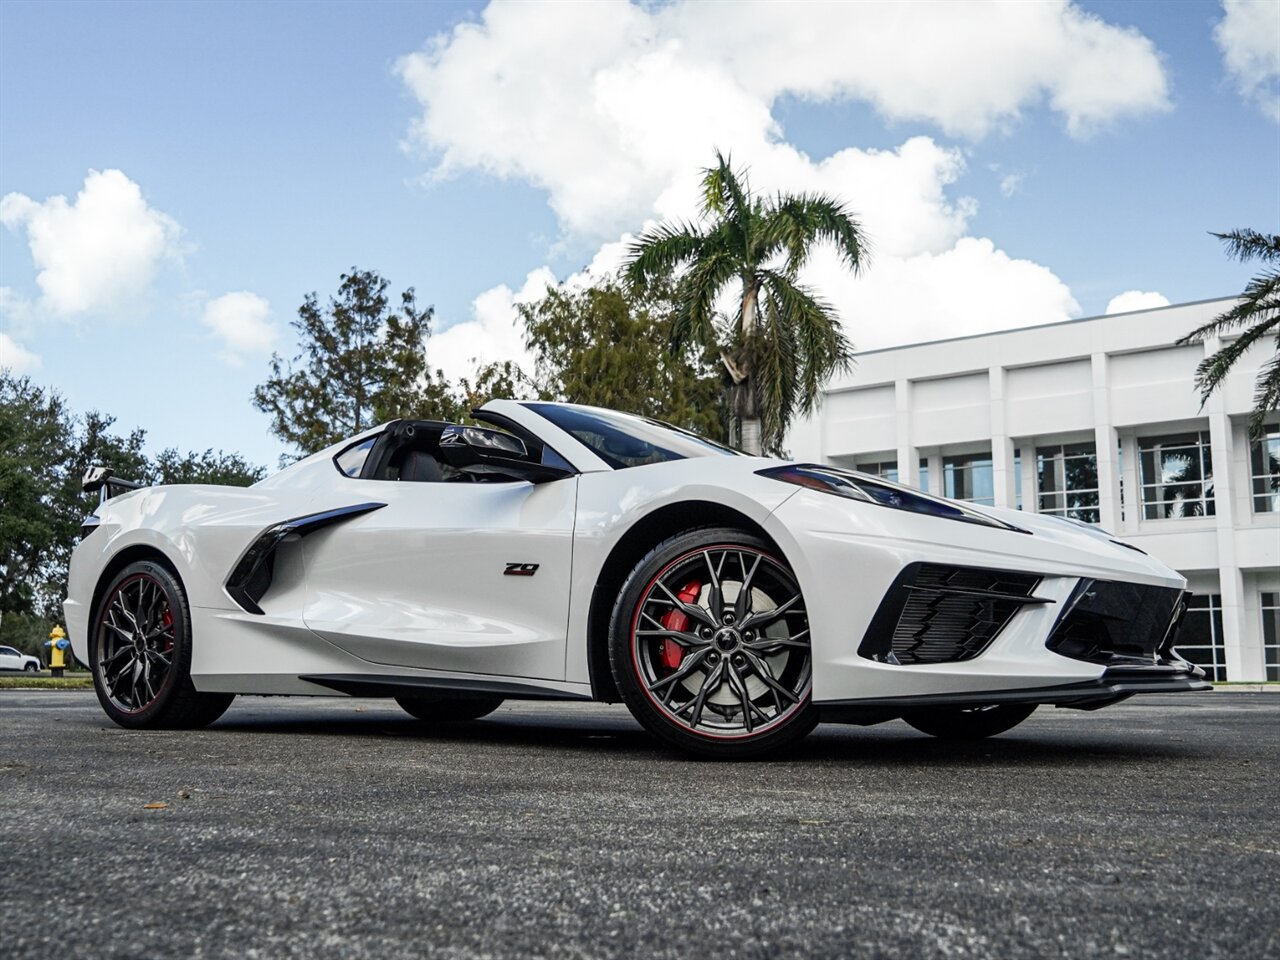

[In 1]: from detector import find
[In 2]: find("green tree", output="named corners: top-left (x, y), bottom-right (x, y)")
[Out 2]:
top-left (1178, 230), bottom-right (1280, 437)
top-left (518, 278), bottom-right (727, 438)
top-left (252, 268), bottom-right (454, 457)
top-left (0, 375), bottom-right (72, 617)
top-left (624, 152), bottom-right (867, 454)
top-left (1, 372), bottom-right (265, 623)
top-left (150, 448), bottom-right (266, 487)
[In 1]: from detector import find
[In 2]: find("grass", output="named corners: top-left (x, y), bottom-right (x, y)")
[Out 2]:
top-left (0, 675), bottom-right (93, 689)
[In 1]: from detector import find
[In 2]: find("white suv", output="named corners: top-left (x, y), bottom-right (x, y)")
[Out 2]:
top-left (0, 646), bottom-right (41, 672)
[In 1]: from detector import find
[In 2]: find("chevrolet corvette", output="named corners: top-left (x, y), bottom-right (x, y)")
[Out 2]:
top-left (65, 400), bottom-right (1209, 758)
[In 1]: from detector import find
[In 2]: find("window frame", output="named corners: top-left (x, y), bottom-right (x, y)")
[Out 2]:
top-left (1176, 593), bottom-right (1227, 681)
top-left (1036, 441), bottom-right (1100, 524)
top-left (1249, 424), bottom-right (1280, 515)
top-left (1262, 592), bottom-right (1280, 682)
top-left (942, 452), bottom-right (995, 507)
top-left (1137, 431), bottom-right (1215, 521)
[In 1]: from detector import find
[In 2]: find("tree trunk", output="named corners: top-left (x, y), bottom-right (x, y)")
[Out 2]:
top-left (734, 283), bottom-right (762, 455)
top-left (729, 378), bottom-right (762, 456)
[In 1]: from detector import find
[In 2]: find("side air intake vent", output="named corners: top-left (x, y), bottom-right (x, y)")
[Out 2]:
top-left (225, 502), bottom-right (385, 614)
top-left (858, 563), bottom-right (1048, 665)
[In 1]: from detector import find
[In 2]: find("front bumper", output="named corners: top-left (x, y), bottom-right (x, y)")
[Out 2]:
top-left (817, 663), bottom-right (1211, 723)
top-left (765, 488), bottom-right (1197, 706)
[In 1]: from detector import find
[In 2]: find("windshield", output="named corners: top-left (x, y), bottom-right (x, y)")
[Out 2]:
top-left (524, 403), bottom-right (741, 469)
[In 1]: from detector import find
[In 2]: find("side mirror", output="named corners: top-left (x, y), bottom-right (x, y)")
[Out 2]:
top-left (438, 426), bottom-right (573, 483)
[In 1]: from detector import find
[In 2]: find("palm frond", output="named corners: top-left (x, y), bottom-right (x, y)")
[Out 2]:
top-left (1190, 317), bottom-right (1276, 399)
top-left (1212, 229), bottom-right (1280, 264)
top-left (701, 150), bottom-right (753, 231)
top-left (623, 221), bottom-right (705, 292)
top-left (753, 269), bottom-right (854, 450)
top-left (1248, 352), bottom-right (1280, 438)
top-left (670, 247), bottom-right (739, 355)
top-left (1179, 228), bottom-right (1280, 439)
top-left (763, 193), bottom-right (869, 275)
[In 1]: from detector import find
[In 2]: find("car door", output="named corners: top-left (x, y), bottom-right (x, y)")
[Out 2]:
top-left (0, 647), bottom-right (21, 671)
top-left (300, 476), bottom-right (578, 680)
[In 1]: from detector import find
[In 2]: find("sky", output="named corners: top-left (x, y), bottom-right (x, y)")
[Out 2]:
top-left (1, 0), bottom-right (1278, 469)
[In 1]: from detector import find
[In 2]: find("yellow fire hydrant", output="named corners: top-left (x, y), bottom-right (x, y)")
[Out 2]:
top-left (47, 625), bottom-right (69, 677)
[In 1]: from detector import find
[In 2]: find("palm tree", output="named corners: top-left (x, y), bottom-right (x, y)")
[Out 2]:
top-left (1178, 229), bottom-right (1279, 438)
top-left (624, 152), bottom-right (868, 455)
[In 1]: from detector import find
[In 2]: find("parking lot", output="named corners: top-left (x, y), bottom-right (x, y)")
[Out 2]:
top-left (1, 690), bottom-right (1276, 959)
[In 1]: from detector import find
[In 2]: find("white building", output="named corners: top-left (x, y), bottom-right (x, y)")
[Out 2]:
top-left (788, 297), bottom-right (1280, 682)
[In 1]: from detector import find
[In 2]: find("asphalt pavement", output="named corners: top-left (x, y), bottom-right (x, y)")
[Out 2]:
top-left (1, 690), bottom-right (1276, 959)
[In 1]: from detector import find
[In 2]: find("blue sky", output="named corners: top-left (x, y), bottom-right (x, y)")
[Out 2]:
top-left (1, 0), bottom-right (1278, 469)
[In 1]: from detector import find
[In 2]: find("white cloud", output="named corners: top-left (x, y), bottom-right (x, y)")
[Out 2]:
top-left (409, 1), bottom-right (1159, 383)
top-left (1000, 173), bottom-right (1026, 198)
top-left (430, 240), bottom-right (634, 386)
top-left (429, 268), bottom-right (554, 385)
top-left (0, 169), bottom-right (182, 316)
top-left (0, 332), bottom-right (41, 375)
top-left (398, 1), bottom-right (1168, 238)
top-left (1215, 0), bottom-right (1280, 120)
top-left (201, 292), bottom-right (276, 365)
top-left (1105, 290), bottom-right (1171, 315)
top-left (807, 238), bottom-right (1080, 351)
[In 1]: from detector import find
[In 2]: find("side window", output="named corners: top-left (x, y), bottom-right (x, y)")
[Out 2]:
top-left (0, 647), bottom-right (16, 657)
top-left (334, 437), bottom-right (377, 478)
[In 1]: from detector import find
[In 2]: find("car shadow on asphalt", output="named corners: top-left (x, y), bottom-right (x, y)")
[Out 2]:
top-left (204, 708), bottom-right (1210, 767)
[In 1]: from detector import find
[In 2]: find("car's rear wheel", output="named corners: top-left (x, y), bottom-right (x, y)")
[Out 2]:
top-left (24, 663), bottom-right (38, 673)
top-left (90, 560), bottom-right (234, 729)
top-left (610, 527), bottom-right (817, 760)
top-left (901, 703), bottom-right (1037, 739)
top-left (395, 696), bottom-right (504, 722)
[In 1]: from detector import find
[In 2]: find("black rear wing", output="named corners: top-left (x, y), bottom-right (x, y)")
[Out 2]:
top-left (82, 465), bottom-right (147, 504)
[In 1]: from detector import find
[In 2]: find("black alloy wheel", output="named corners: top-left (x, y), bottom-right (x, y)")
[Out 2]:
top-left (610, 527), bottom-right (817, 760)
top-left (90, 560), bottom-right (234, 729)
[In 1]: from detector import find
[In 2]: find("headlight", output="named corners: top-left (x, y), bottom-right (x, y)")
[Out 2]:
top-left (757, 464), bottom-right (1028, 533)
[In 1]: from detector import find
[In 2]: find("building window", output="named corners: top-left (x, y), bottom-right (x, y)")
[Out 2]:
top-left (1250, 424), bottom-right (1280, 514)
top-left (1014, 449), bottom-right (1023, 510)
top-left (1138, 432), bottom-right (1214, 520)
top-left (1037, 442), bottom-right (1100, 524)
top-left (918, 459), bottom-right (929, 494)
top-left (855, 460), bottom-right (898, 483)
top-left (1177, 593), bottom-right (1226, 681)
top-left (943, 453), bottom-right (994, 506)
top-left (1263, 592), bottom-right (1280, 682)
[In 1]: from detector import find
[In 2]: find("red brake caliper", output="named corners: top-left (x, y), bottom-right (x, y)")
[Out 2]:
top-left (658, 580), bottom-right (702, 671)
top-left (161, 609), bottom-right (174, 652)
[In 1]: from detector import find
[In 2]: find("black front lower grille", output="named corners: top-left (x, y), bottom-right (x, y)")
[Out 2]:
top-left (1046, 580), bottom-right (1187, 666)
top-left (859, 563), bottom-right (1046, 665)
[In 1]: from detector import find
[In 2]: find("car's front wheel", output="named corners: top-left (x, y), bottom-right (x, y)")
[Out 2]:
top-left (610, 527), bottom-right (817, 760)
top-left (24, 663), bottom-right (38, 673)
top-left (90, 560), bottom-right (234, 729)
top-left (901, 703), bottom-right (1037, 739)
top-left (395, 696), bottom-right (504, 722)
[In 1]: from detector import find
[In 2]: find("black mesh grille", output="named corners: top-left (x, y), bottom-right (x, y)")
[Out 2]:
top-left (859, 564), bottom-right (1043, 665)
top-left (1047, 580), bottom-right (1186, 665)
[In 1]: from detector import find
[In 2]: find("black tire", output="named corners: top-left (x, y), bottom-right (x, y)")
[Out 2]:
top-left (902, 703), bottom-right (1037, 739)
top-left (90, 560), bottom-right (234, 729)
top-left (24, 663), bottom-right (38, 673)
top-left (609, 526), bottom-right (817, 760)
top-left (395, 696), bottom-right (504, 722)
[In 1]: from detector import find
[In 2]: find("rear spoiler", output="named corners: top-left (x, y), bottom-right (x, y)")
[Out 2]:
top-left (82, 465), bottom-right (147, 504)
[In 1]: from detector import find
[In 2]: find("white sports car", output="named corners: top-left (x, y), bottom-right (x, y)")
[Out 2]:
top-left (64, 400), bottom-right (1209, 758)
